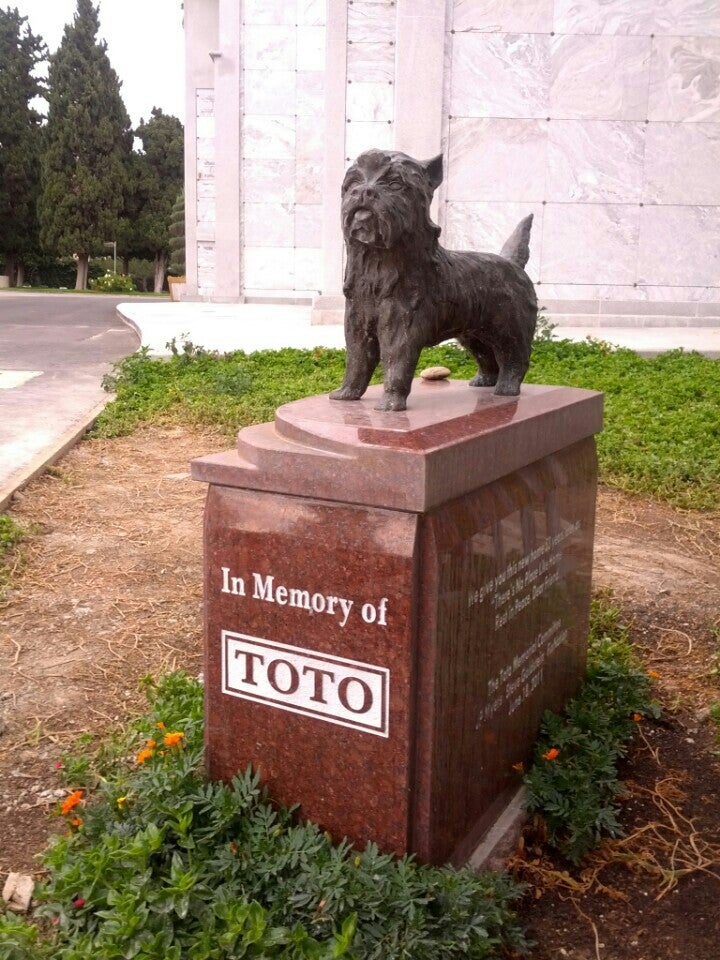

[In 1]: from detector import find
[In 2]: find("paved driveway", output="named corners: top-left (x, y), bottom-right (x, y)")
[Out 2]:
top-left (0, 293), bottom-right (141, 504)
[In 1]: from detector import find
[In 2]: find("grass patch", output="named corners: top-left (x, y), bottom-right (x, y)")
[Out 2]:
top-left (0, 514), bottom-right (26, 594)
top-left (94, 338), bottom-right (719, 509)
top-left (523, 599), bottom-right (660, 864)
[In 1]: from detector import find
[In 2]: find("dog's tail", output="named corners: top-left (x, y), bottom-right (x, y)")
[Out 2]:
top-left (499, 214), bottom-right (533, 269)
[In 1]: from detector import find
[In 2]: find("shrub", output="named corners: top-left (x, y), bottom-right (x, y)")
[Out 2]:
top-left (89, 271), bottom-right (136, 294)
top-left (523, 600), bottom-right (661, 863)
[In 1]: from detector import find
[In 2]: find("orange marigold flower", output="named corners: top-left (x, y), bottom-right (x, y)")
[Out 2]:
top-left (146, 739), bottom-right (156, 748)
top-left (156, 722), bottom-right (165, 729)
top-left (229, 842), bottom-right (238, 854)
top-left (61, 790), bottom-right (84, 815)
top-left (70, 817), bottom-right (83, 828)
top-left (136, 748), bottom-right (154, 764)
top-left (542, 748), bottom-right (560, 761)
top-left (633, 712), bottom-right (642, 722)
top-left (163, 731), bottom-right (185, 748)
top-left (512, 761), bottom-right (524, 773)
top-left (647, 670), bottom-right (660, 679)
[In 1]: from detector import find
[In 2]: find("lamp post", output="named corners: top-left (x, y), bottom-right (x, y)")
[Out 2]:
top-left (103, 241), bottom-right (117, 274)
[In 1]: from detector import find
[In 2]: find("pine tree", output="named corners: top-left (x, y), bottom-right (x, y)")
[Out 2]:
top-left (0, 7), bottom-right (47, 286)
top-left (38, 0), bottom-right (132, 289)
top-left (168, 190), bottom-right (186, 277)
top-left (134, 108), bottom-right (184, 291)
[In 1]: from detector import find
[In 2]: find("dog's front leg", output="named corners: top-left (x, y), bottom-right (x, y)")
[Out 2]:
top-left (329, 307), bottom-right (380, 401)
top-left (376, 312), bottom-right (423, 412)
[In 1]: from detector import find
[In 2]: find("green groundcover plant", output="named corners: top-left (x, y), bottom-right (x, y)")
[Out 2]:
top-left (523, 600), bottom-right (660, 863)
top-left (94, 338), bottom-right (720, 509)
top-left (0, 673), bottom-right (528, 960)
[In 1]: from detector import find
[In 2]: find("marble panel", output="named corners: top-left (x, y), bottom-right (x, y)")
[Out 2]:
top-left (197, 137), bottom-right (215, 162)
top-left (297, 72), bottom-right (324, 117)
top-left (554, 0), bottom-right (720, 37)
top-left (347, 42), bottom-right (395, 82)
top-left (196, 89), bottom-right (215, 117)
top-left (348, 2), bottom-right (396, 44)
top-left (298, 0), bottom-right (325, 26)
top-left (345, 120), bottom-right (393, 160)
top-left (294, 248), bottom-right (323, 290)
top-left (244, 203), bottom-right (295, 247)
top-left (450, 33), bottom-right (550, 119)
top-left (447, 118), bottom-right (547, 202)
top-left (244, 70), bottom-right (296, 116)
top-left (644, 122), bottom-right (720, 205)
top-left (244, 26), bottom-right (296, 70)
top-left (197, 178), bottom-right (216, 200)
top-left (648, 38), bottom-right (720, 122)
top-left (244, 247), bottom-right (295, 289)
top-left (547, 120), bottom-right (645, 203)
top-left (197, 159), bottom-right (215, 179)
top-left (541, 203), bottom-right (640, 285)
top-left (244, 0), bottom-right (296, 25)
top-left (243, 116), bottom-right (295, 159)
top-left (196, 116), bottom-right (216, 138)
top-left (198, 241), bottom-right (216, 270)
top-left (297, 25), bottom-right (326, 71)
top-left (549, 35), bottom-right (650, 120)
top-left (637, 206), bottom-right (720, 286)
top-left (296, 115), bottom-right (324, 160)
top-left (295, 204), bottom-right (322, 247)
top-left (244, 159), bottom-right (295, 203)
top-left (346, 81), bottom-right (394, 122)
top-left (444, 201), bottom-right (544, 280)
top-left (296, 160), bottom-right (322, 203)
top-left (197, 199), bottom-right (216, 224)
top-left (453, 0), bottom-right (554, 34)
top-left (643, 286), bottom-right (719, 303)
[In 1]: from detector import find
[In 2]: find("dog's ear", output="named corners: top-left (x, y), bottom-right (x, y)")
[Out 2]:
top-left (421, 153), bottom-right (443, 191)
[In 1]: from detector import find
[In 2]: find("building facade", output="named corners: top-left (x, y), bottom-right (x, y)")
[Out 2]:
top-left (184, 0), bottom-right (720, 321)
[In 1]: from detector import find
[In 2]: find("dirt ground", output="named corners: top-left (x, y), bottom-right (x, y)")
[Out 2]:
top-left (1, 426), bottom-right (719, 958)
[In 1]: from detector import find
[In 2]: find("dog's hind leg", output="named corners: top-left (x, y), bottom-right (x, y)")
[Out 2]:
top-left (459, 338), bottom-right (499, 387)
top-left (330, 332), bottom-right (380, 401)
top-left (494, 356), bottom-right (529, 396)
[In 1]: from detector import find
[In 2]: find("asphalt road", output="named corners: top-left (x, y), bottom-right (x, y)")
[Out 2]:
top-left (0, 293), bottom-right (141, 503)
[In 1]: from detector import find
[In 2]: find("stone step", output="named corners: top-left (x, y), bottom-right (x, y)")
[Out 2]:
top-left (548, 314), bottom-right (720, 328)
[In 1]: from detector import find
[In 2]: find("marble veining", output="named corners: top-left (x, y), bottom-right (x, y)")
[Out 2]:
top-left (244, 26), bottom-right (296, 70)
top-left (540, 203), bottom-right (640, 285)
top-left (296, 72), bottom-right (324, 117)
top-left (450, 33), bottom-right (550, 118)
top-left (296, 116), bottom-right (324, 161)
top-left (637, 206), bottom-right (720, 286)
top-left (244, 70), bottom-right (296, 117)
top-left (554, 0), bottom-right (720, 37)
top-left (453, 0), bottom-right (554, 34)
top-left (244, 247), bottom-right (295, 289)
top-left (295, 160), bottom-right (322, 204)
top-left (298, 0), bottom-right (325, 27)
top-left (244, 159), bottom-right (295, 204)
top-left (294, 248), bottom-right (323, 290)
top-left (447, 118), bottom-right (547, 201)
top-left (644, 122), bottom-right (720, 204)
top-left (546, 120), bottom-right (645, 202)
top-left (244, 203), bottom-right (294, 247)
top-left (347, 42), bottom-right (395, 82)
top-left (348, 2), bottom-right (396, 44)
top-left (244, 0), bottom-right (296, 26)
top-left (295, 205), bottom-right (322, 247)
top-left (346, 81), bottom-right (394, 122)
top-left (549, 35), bottom-right (651, 120)
top-left (648, 37), bottom-right (720, 121)
top-left (242, 116), bottom-right (295, 160)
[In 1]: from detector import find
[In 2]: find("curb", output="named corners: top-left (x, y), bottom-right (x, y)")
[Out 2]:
top-left (0, 399), bottom-right (108, 512)
top-left (467, 787), bottom-right (527, 872)
top-left (115, 304), bottom-right (142, 342)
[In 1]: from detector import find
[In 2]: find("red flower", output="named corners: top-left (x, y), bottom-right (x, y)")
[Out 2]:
top-left (73, 898), bottom-right (85, 908)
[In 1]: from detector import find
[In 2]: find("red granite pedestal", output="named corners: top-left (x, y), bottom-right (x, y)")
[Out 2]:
top-left (191, 380), bottom-right (603, 865)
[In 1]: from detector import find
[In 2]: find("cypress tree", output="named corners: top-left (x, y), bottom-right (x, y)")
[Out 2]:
top-left (168, 190), bottom-right (186, 277)
top-left (134, 108), bottom-right (184, 291)
top-left (38, 0), bottom-right (132, 289)
top-left (0, 7), bottom-right (47, 286)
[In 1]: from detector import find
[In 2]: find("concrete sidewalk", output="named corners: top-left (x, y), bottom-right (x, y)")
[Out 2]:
top-left (117, 301), bottom-right (720, 358)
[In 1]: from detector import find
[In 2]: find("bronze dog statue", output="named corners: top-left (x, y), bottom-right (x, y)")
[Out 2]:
top-left (330, 149), bottom-right (538, 412)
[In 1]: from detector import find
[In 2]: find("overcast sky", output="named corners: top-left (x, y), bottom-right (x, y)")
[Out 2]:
top-left (11, 0), bottom-right (185, 127)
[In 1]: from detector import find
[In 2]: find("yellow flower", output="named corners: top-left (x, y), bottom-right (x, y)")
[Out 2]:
top-left (136, 748), bottom-right (154, 764)
top-left (163, 731), bottom-right (185, 748)
top-left (116, 796), bottom-right (127, 808)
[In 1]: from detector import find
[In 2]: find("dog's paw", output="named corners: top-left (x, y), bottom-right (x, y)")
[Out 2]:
top-left (493, 382), bottom-right (521, 397)
top-left (375, 394), bottom-right (407, 412)
top-left (469, 373), bottom-right (498, 387)
top-left (329, 386), bottom-right (364, 401)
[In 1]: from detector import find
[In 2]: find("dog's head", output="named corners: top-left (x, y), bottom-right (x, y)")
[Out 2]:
top-left (341, 149), bottom-right (443, 249)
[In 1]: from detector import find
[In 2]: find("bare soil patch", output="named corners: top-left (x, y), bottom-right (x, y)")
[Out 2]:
top-left (1, 428), bottom-right (719, 957)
